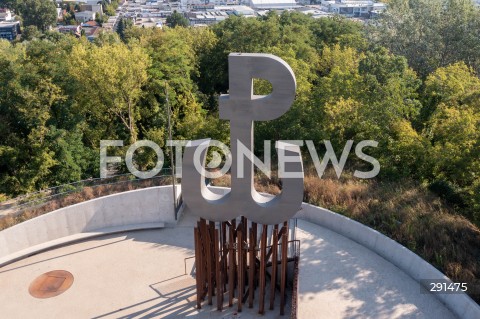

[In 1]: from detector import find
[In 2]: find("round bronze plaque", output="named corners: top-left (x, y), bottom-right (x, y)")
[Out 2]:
top-left (29, 270), bottom-right (74, 299)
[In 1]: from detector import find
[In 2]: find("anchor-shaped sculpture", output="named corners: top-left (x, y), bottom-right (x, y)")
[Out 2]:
top-left (182, 53), bottom-right (304, 225)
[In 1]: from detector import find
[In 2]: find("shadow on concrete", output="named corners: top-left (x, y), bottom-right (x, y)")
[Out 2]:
top-left (0, 238), bottom-right (127, 274)
top-left (91, 284), bottom-right (198, 319)
top-left (0, 225), bottom-right (196, 278)
top-left (296, 219), bottom-right (455, 319)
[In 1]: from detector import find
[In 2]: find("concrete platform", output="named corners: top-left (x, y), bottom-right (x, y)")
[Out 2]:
top-left (0, 227), bottom-right (288, 318)
top-left (296, 220), bottom-right (455, 319)
top-left (0, 217), bottom-right (456, 318)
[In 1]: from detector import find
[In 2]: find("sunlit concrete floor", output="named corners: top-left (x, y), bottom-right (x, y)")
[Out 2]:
top-left (296, 220), bottom-right (455, 319)
top-left (0, 214), bottom-right (455, 319)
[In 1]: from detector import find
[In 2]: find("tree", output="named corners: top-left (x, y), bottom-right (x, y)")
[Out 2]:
top-left (421, 63), bottom-right (480, 220)
top-left (0, 40), bottom-right (66, 194)
top-left (45, 127), bottom-right (94, 185)
top-left (116, 17), bottom-right (125, 40)
top-left (0, 0), bottom-right (17, 10)
top-left (116, 18), bottom-right (132, 42)
top-left (20, 25), bottom-right (42, 41)
top-left (137, 27), bottom-right (207, 141)
top-left (17, 0), bottom-right (58, 32)
top-left (423, 62), bottom-right (480, 113)
top-left (68, 41), bottom-right (150, 144)
top-left (166, 10), bottom-right (189, 28)
top-left (303, 43), bottom-right (424, 177)
top-left (310, 15), bottom-right (365, 52)
top-left (369, 0), bottom-right (480, 77)
top-left (95, 12), bottom-right (105, 26)
top-left (103, 0), bottom-right (118, 16)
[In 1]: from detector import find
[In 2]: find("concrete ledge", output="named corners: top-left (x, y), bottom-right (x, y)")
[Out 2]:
top-left (296, 202), bottom-right (480, 319)
top-left (0, 223), bottom-right (165, 268)
top-left (0, 185), bottom-right (180, 262)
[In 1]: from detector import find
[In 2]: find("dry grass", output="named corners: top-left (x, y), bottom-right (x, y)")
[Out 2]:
top-left (210, 173), bottom-right (282, 195)
top-left (0, 177), bottom-right (172, 231)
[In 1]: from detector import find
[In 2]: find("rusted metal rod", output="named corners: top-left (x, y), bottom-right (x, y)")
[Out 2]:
top-left (270, 225), bottom-right (278, 310)
top-left (194, 227), bottom-right (202, 309)
top-left (237, 226), bottom-right (244, 312)
top-left (215, 229), bottom-right (222, 310)
top-left (193, 218), bottom-right (294, 314)
top-left (259, 225), bottom-right (267, 314)
top-left (248, 227), bottom-right (255, 308)
top-left (228, 223), bottom-right (235, 307)
top-left (280, 221), bottom-right (289, 315)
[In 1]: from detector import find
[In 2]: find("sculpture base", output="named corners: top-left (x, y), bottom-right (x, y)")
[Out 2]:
top-left (193, 217), bottom-right (299, 316)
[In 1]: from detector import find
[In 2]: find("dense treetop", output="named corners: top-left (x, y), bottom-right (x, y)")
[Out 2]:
top-left (0, 5), bottom-right (479, 227)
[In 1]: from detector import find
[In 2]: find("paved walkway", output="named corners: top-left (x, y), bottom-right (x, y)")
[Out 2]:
top-left (0, 214), bottom-right (456, 318)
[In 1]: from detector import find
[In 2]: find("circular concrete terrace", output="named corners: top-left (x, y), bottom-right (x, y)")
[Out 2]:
top-left (0, 186), bottom-right (478, 318)
top-left (0, 215), bottom-right (455, 319)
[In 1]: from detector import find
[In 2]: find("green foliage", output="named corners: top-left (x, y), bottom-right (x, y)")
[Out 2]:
top-left (0, 0), bottom-right (17, 10)
top-left (423, 62), bottom-right (480, 118)
top-left (45, 127), bottom-right (95, 185)
top-left (68, 40), bottom-right (151, 144)
top-left (306, 43), bottom-right (425, 179)
top-left (370, 0), bottom-right (480, 77)
top-left (95, 12), bottom-right (105, 26)
top-left (136, 28), bottom-right (208, 141)
top-left (422, 64), bottom-right (480, 219)
top-left (0, 12), bottom-right (479, 227)
top-left (16, 0), bottom-right (58, 31)
top-left (20, 25), bottom-right (42, 41)
top-left (104, 0), bottom-right (120, 16)
top-left (310, 15), bottom-right (365, 51)
top-left (0, 41), bottom-right (64, 194)
top-left (166, 10), bottom-right (189, 28)
top-left (116, 18), bottom-right (132, 42)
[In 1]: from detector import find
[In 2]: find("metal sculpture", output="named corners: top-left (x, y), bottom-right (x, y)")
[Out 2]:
top-left (182, 53), bottom-right (304, 225)
top-left (194, 219), bottom-right (296, 315)
top-left (184, 53), bottom-right (303, 315)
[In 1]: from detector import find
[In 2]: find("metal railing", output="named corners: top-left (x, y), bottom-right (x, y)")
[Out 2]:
top-left (0, 168), bottom-right (180, 220)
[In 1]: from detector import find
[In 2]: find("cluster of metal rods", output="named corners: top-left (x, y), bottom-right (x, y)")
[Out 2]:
top-left (193, 217), bottom-right (292, 315)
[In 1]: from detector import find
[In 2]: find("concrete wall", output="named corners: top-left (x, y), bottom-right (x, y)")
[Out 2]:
top-left (296, 203), bottom-right (480, 319)
top-left (0, 185), bottom-right (180, 266)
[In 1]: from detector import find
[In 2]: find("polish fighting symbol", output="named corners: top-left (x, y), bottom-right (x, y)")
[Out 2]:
top-left (182, 53), bottom-right (304, 225)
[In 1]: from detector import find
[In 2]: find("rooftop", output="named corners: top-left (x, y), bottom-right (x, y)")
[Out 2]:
top-left (0, 21), bottom-right (20, 27)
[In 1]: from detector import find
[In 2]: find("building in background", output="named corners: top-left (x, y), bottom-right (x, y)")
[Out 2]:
top-left (327, 0), bottom-right (386, 18)
top-left (75, 11), bottom-right (96, 23)
top-left (187, 10), bottom-right (228, 25)
top-left (80, 4), bottom-right (104, 16)
top-left (0, 8), bottom-right (14, 21)
top-left (0, 21), bottom-right (20, 41)
top-left (248, 0), bottom-right (298, 9)
top-left (57, 25), bottom-right (82, 37)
